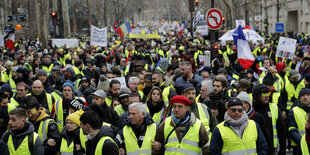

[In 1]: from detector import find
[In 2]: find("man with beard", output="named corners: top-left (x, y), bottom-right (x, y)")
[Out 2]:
top-left (36, 69), bottom-right (54, 93)
top-left (182, 84), bottom-right (218, 137)
top-left (174, 61), bottom-right (204, 95)
top-left (152, 70), bottom-right (177, 105)
top-left (28, 80), bottom-right (55, 113)
top-left (206, 75), bottom-right (230, 122)
top-left (114, 87), bottom-right (132, 116)
top-left (105, 80), bottom-right (121, 107)
top-left (10, 82), bottom-right (29, 108)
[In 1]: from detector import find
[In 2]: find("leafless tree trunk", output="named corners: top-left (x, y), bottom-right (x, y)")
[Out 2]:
top-left (43, 0), bottom-right (49, 39)
top-left (62, 0), bottom-right (71, 38)
top-left (96, 0), bottom-right (101, 27)
top-left (103, 0), bottom-right (107, 27)
top-left (250, 0), bottom-right (256, 28)
top-left (35, 0), bottom-right (47, 48)
top-left (87, 0), bottom-right (92, 32)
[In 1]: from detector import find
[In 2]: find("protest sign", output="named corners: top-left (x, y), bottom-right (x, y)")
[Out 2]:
top-left (90, 25), bottom-right (107, 47)
top-left (276, 37), bottom-right (297, 59)
top-left (0, 35), bottom-right (4, 47)
top-left (52, 39), bottom-right (79, 48)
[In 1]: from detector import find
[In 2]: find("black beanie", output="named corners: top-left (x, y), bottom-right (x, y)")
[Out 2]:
top-left (227, 97), bottom-right (243, 107)
top-left (299, 88), bottom-right (310, 99)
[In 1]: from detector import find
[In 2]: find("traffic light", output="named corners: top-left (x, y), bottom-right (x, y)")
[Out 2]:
top-left (51, 11), bottom-right (57, 25)
top-left (222, 17), bottom-right (225, 24)
top-left (195, 0), bottom-right (199, 6)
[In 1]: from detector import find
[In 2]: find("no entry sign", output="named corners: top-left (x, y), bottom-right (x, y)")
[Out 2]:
top-left (206, 8), bottom-right (223, 30)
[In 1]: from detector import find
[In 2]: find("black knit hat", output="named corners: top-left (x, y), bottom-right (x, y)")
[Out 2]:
top-left (299, 88), bottom-right (310, 99)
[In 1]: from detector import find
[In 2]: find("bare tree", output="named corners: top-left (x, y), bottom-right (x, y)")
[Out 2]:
top-left (62, 0), bottom-right (71, 38)
top-left (87, 0), bottom-right (92, 32)
top-left (35, 0), bottom-right (47, 48)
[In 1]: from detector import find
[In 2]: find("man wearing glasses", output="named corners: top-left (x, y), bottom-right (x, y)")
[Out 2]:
top-left (10, 82), bottom-right (29, 108)
top-left (210, 97), bottom-right (268, 155)
top-left (252, 84), bottom-right (287, 155)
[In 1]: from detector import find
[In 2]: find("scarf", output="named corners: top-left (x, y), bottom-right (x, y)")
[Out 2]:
top-left (224, 111), bottom-right (249, 138)
top-left (171, 110), bottom-right (191, 125)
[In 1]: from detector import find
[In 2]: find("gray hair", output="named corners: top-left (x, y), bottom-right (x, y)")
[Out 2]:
top-left (180, 61), bottom-right (192, 69)
top-left (129, 102), bottom-right (147, 115)
top-left (201, 80), bottom-right (213, 95)
top-left (128, 76), bottom-right (139, 84)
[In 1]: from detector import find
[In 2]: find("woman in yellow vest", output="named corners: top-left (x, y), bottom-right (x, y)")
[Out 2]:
top-left (145, 87), bottom-right (166, 125)
top-left (60, 110), bottom-right (83, 155)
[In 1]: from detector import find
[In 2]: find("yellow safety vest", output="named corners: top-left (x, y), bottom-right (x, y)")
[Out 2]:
top-left (42, 64), bottom-right (54, 74)
top-left (138, 90), bottom-right (144, 100)
top-left (105, 97), bottom-right (112, 107)
top-left (272, 92), bottom-right (281, 105)
top-left (95, 136), bottom-right (119, 155)
top-left (7, 132), bottom-right (39, 155)
top-left (197, 103), bottom-right (210, 133)
top-left (51, 91), bottom-right (62, 102)
top-left (114, 104), bottom-right (125, 116)
top-left (124, 123), bottom-right (156, 155)
top-left (285, 77), bottom-right (305, 110)
top-left (164, 117), bottom-right (201, 155)
top-left (1, 70), bottom-right (11, 83)
top-left (10, 97), bottom-right (20, 107)
top-left (55, 99), bottom-right (64, 132)
top-left (9, 78), bottom-right (17, 93)
top-left (80, 122), bottom-right (111, 150)
top-left (8, 104), bottom-right (16, 113)
top-left (269, 103), bottom-right (279, 148)
top-left (60, 137), bottom-right (74, 155)
top-left (26, 93), bottom-right (53, 112)
top-left (289, 106), bottom-right (307, 146)
top-left (38, 119), bottom-right (53, 142)
top-left (74, 79), bottom-right (81, 91)
top-left (146, 106), bottom-right (165, 125)
top-left (301, 135), bottom-right (310, 155)
top-left (218, 120), bottom-right (258, 154)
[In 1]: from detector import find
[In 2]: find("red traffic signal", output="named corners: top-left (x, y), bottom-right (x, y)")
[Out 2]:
top-left (51, 11), bottom-right (56, 17)
top-left (222, 17), bottom-right (225, 21)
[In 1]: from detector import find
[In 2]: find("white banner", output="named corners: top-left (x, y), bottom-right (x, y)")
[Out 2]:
top-left (90, 25), bottom-right (107, 47)
top-left (0, 35), bottom-right (4, 47)
top-left (195, 25), bottom-right (208, 36)
top-left (52, 39), bottom-right (79, 48)
top-left (276, 37), bottom-right (297, 60)
top-left (108, 77), bottom-right (127, 88)
top-left (236, 20), bottom-right (246, 28)
top-left (131, 27), bottom-right (148, 34)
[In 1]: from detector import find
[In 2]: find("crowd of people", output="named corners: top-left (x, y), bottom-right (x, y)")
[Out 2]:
top-left (0, 30), bottom-right (309, 155)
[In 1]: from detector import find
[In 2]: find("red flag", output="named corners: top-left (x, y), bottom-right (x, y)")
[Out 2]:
top-left (113, 21), bottom-right (124, 38)
top-left (4, 28), bottom-right (15, 50)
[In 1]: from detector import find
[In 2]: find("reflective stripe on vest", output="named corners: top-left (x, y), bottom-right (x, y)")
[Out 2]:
top-left (269, 103), bottom-right (279, 148)
top-left (55, 99), bottom-right (64, 132)
top-left (38, 119), bottom-right (53, 141)
top-left (124, 123), bottom-right (156, 154)
top-left (46, 93), bottom-right (53, 112)
top-left (196, 94), bottom-right (201, 103)
top-left (60, 137), bottom-right (74, 155)
top-left (290, 106), bottom-right (307, 146)
top-left (164, 117), bottom-right (201, 155)
top-left (95, 136), bottom-right (119, 155)
top-left (9, 78), bottom-right (17, 93)
top-left (197, 103), bottom-right (210, 132)
top-left (218, 120), bottom-right (257, 154)
top-left (80, 122), bottom-right (111, 150)
top-left (74, 79), bottom-right (81, 91)
top-left (8, 132), bottom-right (38, 155)
top-left (301, 135), bottom-right (310, 155)
top-left (52, 92), bottom-right (62, 102)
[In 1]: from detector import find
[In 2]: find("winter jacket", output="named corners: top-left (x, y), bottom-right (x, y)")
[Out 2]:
top-left (174, 74), bottom-right (204, 95)
top-left (30, 107), bottom-right (61, 155)
top-left (210, 120), bottom-right (268, 155)
top-left (253, 103), bottom-right (287, 154)
top-left (287, 101), bottom-right (310, 146)
top-left (2, 122), bottom-right (44, 155)
top-left (85, 125), bottom-right (119, 155)
top-left (0, 139), bottom-right (9, 155)
top-left (43, 79), bottom-right (54, 93)
top-left (206, 91), bottom-right (230, 122)
top-left (153, 112), bottom-right (209, 155)
top-left (30, 91), bottom-right (55, 112)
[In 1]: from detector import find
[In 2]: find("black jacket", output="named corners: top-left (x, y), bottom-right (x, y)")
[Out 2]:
top-left (43, 79), bottom-right (54, 94)
top-left (206, 90), bottom-right (230, 122)
top-left (85, 125), bottom-right (119, 155)
top-left (31, 91), bottom-right (55, 111)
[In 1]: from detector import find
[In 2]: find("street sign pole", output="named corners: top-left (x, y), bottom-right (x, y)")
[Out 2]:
top-left (188, 0), bottom-right (194, 40)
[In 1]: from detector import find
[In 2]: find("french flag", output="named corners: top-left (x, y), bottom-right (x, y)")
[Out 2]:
top-left (233, 25), bottom-right (254, 69)
top-left (4, 28), bottom-right (15, 50)
top-left (178, 21), bottom-right (186, 36)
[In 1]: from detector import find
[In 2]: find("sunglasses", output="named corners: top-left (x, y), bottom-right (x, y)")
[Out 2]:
top-left (261, 92), bottom-right (270, 97)
top-left (230, 108), bottom-right (243, 113)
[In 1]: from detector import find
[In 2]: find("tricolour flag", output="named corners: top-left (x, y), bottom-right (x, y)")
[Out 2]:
top-left (120, 22), bottom-right (132, 36)
top-left (4, 28), bottom-right (15, 50)
top-left (233, 25), bottom-right (254, 69)
top-left (113, 21), bottom-right (124, 38)
top-left (178, 21), bottom-right (186, 36)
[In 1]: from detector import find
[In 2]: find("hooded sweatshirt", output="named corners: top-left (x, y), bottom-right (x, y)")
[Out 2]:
top-left (2, 122), bottom-right (44, 155)
top-left (31, 107), bottom-right (61, 155)
top-left (85, 125), bottom-right (118, 155)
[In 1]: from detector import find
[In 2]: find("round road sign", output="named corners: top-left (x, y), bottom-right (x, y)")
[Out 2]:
top-left (206, 8), bottom-right (223, 30)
